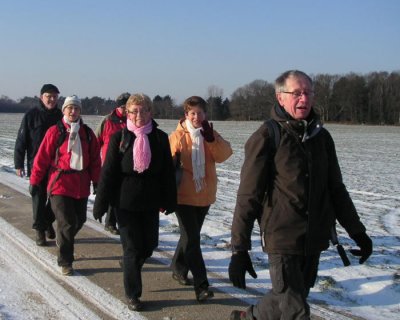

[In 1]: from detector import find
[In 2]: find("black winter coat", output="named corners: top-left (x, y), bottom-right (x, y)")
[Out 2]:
top-left (14, 103), bottom-right (63, 176)
top-left (231, 105), bottom-right (366, 255)
top-left (94, 120), bottom-right (177, 224)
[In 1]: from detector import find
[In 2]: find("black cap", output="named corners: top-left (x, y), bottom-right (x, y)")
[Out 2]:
top-left (116, 92), bottom-right (130, 107)
top-left (40, 84), bottom-right (60, 95)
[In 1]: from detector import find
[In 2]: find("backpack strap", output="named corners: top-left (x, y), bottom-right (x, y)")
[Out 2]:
top-left (83, 124), bottom-right (92, 143)
top-left (54, 121), bottom-right (92, 164)
top-left (119, 127), bottom-right (132, 154)
top-left (263, 119), bottom-right (281, 207)
top-left (55, 121), bottom-right (66, 165)
top-left (265, 119), bottom-right (281, 152)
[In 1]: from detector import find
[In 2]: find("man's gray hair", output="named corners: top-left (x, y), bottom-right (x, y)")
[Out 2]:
top-left (275, 70), bottom-right (313, 92)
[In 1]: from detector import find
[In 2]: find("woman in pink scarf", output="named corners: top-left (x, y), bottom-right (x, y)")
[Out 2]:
top-left (93, 93), bottom-right (177, 312)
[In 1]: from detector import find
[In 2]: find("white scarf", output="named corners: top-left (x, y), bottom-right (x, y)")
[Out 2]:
top-left (63, 116), bottom-right (83, 171)
top-left (185, 119), bottom-right (205, 192)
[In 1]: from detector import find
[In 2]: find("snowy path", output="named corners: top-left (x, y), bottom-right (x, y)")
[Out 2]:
top-left (0, 117), bottom-right (399, 319)
top-left (0, 217), bottom-right (145, 320)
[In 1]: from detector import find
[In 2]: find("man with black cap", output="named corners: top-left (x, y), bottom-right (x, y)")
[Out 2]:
top-left (95, 92), bottom-right (130, 234)
top-left (14, 83), bottom-right (63, 246)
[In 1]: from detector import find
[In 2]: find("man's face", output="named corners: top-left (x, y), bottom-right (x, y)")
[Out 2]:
top-left (40, 92), bottom-right (59, 110)
top-left (276, 76), bottom-right (314, 120)
top-left (117, 105), bottom-right (126, 114)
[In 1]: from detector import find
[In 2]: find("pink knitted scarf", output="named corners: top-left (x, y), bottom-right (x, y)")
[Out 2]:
top-left (127, 119), bottom-right (153, 173)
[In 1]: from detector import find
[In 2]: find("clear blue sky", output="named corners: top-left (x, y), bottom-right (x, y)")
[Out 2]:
top-left (1, 0), bottom-right (399, 104)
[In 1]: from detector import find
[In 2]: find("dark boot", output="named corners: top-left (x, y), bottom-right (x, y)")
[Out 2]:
top-left (105, 225), bottom-right (120, 235)
top-left (195, 284), bottom-right (214, 302)
top-left (127, 297), bottom-right (143, 311)
top-left (35, 230), bottom-right (46, 246)
top-left (46, 224), bottom-right (56, 239)
top-left (172, 272), bottom-right (193, 286)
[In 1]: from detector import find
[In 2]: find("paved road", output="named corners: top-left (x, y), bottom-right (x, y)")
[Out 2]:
top-left (0, 182), bottom-right (358, 320)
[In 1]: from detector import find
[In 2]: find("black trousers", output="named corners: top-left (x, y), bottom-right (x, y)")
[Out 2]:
top-left (50, 195), bottom-right (87, 267)
top-left (32, 178), bottom-right (55, 231)
top-left (248, 253), bottom-right (320, 320)
top-left (118, 209), bottom-right (159, 299)
top-left (171, 204), bottom-right (210, 290)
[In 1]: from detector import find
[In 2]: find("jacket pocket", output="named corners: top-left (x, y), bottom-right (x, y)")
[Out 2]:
top-left (269, 254), bottom-right (285, 293)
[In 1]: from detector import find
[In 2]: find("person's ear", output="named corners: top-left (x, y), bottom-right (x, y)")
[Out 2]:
top-left (276, 92), bottom-right (284, 106)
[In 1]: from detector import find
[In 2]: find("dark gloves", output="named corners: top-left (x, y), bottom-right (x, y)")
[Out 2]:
top-left (92, 182), bottom-right (98, 195)
top-left (93, 198), bottom-right (107, 223)
top-left (228, 251), bottom-right (257, 289)
top-left (350, 232), bottom-right (373, 264)
top-left (159, 208), bottom-right (174, 215)
top-left (200, 120), bottom-right (215, 142)
top-left (29, 184), bottom-right (41, 196)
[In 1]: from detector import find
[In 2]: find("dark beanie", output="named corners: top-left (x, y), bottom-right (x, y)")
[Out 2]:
top-left (116, 92), bottom-right (130, 107)
top-left (40, 84), bottom-right (60, 95)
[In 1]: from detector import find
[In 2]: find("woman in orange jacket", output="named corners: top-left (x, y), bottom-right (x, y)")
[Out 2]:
top-left (169, 96), bottom-right (232, 301)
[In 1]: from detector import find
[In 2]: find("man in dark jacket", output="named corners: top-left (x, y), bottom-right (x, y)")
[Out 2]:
top-left (228, 70), bottom-right (373, 320)
top-left (14, 84), bottom-right (63, 246)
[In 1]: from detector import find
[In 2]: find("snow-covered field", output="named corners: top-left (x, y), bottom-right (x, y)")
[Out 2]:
top-left (0, 114), bottom-right (399, 319)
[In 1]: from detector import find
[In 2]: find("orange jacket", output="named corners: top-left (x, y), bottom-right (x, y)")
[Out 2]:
top-left (169, 120), bottom-right (232, 206)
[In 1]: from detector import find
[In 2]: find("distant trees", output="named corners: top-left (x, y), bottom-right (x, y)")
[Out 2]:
top-left (229, 80), bottom-right (275, 120)
top-left (152, 95), bottom-right (183, 119)
top-left (1, 71), bottom-right (399, 124)
top-left (206, 85), bottom-right (230, 120)
top-left (313, 71), bottom-right (400, 124)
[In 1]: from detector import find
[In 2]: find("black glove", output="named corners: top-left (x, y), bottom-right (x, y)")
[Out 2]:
top-left (160, 208), bottom-right (174, 215)
top-left (29, 184), bottom-right (41, 196)
top-left (93, 198), bottom-right (107, 223)
top-left (92, 182), bottom-right (98, 195)
top-left (200, 120), bottom-right (215, 142)
top-left (229, 251), bottom-right (257, 289)
top-left (349, 232), bottom-right (373, 264)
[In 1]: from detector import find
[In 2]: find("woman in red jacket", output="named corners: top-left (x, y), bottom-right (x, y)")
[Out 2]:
top-left (30, 95), bottom-right (101, 276)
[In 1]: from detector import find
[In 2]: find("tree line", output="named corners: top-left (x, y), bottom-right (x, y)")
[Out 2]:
top-left (1, 71), bottom-right (399, 124)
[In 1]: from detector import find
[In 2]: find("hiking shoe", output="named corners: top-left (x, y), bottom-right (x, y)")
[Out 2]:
top-left (105, 225), bottom-right (120, 235)
top-left (46, 224), bottom-right (56, 239)
top-left (230, 310), bottom-right (247, 320)
top-left (172, 272), bottom-right (193, 286)
top-left (35, 230), bottom-right (47, 246)
top-left (61, 265), bottom-right (74, 276)
top-left (127, 297), bottom-right (143, 311)
top-left (196, 288), bottom-right (214, 302)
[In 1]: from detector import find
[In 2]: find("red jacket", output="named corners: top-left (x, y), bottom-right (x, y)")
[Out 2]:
top-left (95, 108), bottom-right (126, 164)
top-left (30, 119), bottom-right (101, 199)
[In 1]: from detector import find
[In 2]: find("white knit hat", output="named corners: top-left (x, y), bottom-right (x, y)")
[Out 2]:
top-left (62, 95), bottom-right (82, 112)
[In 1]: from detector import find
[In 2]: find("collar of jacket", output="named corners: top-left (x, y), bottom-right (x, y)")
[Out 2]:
top-left (110, 108), bottom-right (126, 123)
top-left (272, 104), bottom-right (323, 141)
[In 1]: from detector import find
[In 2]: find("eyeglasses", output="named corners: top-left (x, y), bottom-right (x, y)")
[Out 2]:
top-left (281, 91), bottom-right (314, 98)
top-left (127, 109), bottom-right (149, 115)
